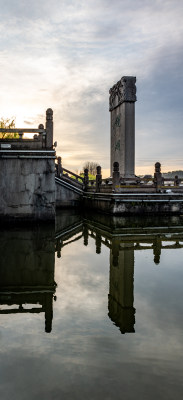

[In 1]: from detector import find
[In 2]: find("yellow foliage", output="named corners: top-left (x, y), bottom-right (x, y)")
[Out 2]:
top-left (0, 118), bottom-right (18, 138)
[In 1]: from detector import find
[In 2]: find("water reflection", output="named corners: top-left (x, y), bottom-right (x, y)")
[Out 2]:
top-left (55, 211), bottom-right (183, 334)
top-left (1, 212), bottom-right (183, 399)
top-left (82, 225), bottom-right (135, 333)
top-left (109, 240), bottom-right (135, 333)
top-left (1, 212), bottom-right (183, 336)
top-left (0, 225), bottom-right (56, 333)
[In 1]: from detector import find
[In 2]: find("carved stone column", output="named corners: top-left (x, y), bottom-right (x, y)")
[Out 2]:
top-left (96, 165), bottom-right (102, 192)
top-left (46, 108), bottom-right (53, 149)
top-left (109, 76), bottom-right (137, 178)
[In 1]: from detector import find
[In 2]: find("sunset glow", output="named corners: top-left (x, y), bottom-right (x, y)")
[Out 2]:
top-left (0, 0), bottom-right (183, 174)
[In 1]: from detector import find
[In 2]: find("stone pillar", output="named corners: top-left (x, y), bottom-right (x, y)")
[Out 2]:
top-left (109, 76), bottom-right (137, 178)
top-left (38, 124), bottom-right (45, 148)
top-left (113, 161), bottom-right (120, 189)
top-left (96, 166), bottom-right (102, 192)
top-left (46, 108), bottom-right (53, 149)
top-left (174, 175), bottom-right (180, 186)
top-left (83, 168), bottom-right (89, 189)
top-left (57, 156), bottom-right (62, 177)
top-left (154, 162), bottom-right (164, 191)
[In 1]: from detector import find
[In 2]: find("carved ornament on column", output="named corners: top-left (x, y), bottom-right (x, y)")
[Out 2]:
top-left (46, 108), bottom-right (53, 121)
top-left (109, 76), bottom-right (137, 111)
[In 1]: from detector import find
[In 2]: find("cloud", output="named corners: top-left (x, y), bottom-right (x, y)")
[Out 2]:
top-left (0, 0), bottom-right (183, 171)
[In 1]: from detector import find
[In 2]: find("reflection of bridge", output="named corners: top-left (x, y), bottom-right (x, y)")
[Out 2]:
top-left (1, 212), bottom-right (183, 334)
top-left (0, 225), bottom-right (56, 333)
top-left (55, 212), bottom-right (183, 334)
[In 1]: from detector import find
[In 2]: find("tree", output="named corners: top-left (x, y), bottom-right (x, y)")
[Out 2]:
top-left (0, 117), bottom-right (18, 138)
top-left (83, 162), bottom-right (98, 176)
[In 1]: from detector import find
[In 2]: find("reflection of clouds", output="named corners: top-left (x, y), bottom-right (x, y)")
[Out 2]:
top-left (0, 235), bottom-right (183, 398)
top-left (55, 239), bottom-right (109, 317)
top-left (134, 249), bottom-right (183, 362)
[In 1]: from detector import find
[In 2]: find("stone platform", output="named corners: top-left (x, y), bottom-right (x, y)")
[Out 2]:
top-left (83, 192), bottom-right (183, 215)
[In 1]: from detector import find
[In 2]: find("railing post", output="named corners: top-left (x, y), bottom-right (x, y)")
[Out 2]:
top-left (113, 161), bottom-right (120, 189)
top-left (46, 108), bottom-right (53, 148)
top-left (96, 165), bottom-right (102, 192)
top-left (18, 131), bottom-right (23, 140)
top-left (38, 123), bottom-right (44, 131)
top-left (38, 124), bottom-right (45, 148)
top-left (154, 162), bottom-right (163, 192)
top-left (83, 168), bottom-right (89, 190)
top-left (57, 156), bottom-right (63, 177)
top-left (174, 175), bottom-right (179, 186)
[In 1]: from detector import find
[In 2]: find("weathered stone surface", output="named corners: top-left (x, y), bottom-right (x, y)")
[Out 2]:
top-left (83, 192), bottom-right (183, 214)
top-left (109, 76), bottom-right (136, 111)
top-left (56, 181), bottom-right (82, 208)
top-left (0, 155), bottom-right (55, 221)
top-left (110, 76), bottom-right (136, 178)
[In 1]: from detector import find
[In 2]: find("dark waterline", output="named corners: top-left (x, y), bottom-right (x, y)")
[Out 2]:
top-left (0, 211), bottom-right (183, 399)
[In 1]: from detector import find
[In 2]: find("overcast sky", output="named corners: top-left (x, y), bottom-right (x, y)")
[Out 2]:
top-left (0, 0), bottom-right (183, 175)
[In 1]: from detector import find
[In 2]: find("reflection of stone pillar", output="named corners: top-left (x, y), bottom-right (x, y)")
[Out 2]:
top-left (83, 226), bottom-right (89, 246)
top-left (111, 239), bottom-right (119, 267)
top-left (95, 232), bottom-right (102, 254)
top-left (45, 293), bottom-right (53, 333)
top-left (153, 237), bottom-right (162, 265)
top-left (108, 240), bottom-right (135, 333)
top-left (109, 76), bottom-right (137, 178)
top-left (56, 238), bottom-right (62, 258)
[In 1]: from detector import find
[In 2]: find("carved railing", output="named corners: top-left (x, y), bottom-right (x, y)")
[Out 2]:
top-left (55, 159), bottom-right (183, 193)
top-left (55, 157), bottom-right (84, 189)
top-left (0, 127), bottom-right (46, 138)
top-left (85, 162), bottom-right (183, 193)
top-left (0, 109), bottom-right (54, 150)
top-left (61, 168), bottom-right (84, 184)
top-left (0, 128), bottom-right (46, 148)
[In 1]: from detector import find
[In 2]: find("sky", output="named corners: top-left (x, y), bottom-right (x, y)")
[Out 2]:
top-left (0, 0), bottom-right (183, 176)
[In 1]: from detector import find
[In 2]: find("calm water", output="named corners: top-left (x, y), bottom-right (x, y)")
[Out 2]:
top-left (0, 211), bottom-right (183, 399)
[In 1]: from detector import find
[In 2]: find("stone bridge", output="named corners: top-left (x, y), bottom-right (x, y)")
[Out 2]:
top-left (1, 76), bottom-right (183, 221)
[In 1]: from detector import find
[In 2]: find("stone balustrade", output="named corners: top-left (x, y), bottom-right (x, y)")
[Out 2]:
top-left (0, 108), bottom-right (54, 150)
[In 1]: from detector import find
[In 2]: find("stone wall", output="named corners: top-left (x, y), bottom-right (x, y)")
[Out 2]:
top-left (0, 151), bottom-right (56, 221)
top-left (83, 192), bottom-right (183, 214)
top-left (56, 179), bottom-right (82, 208)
